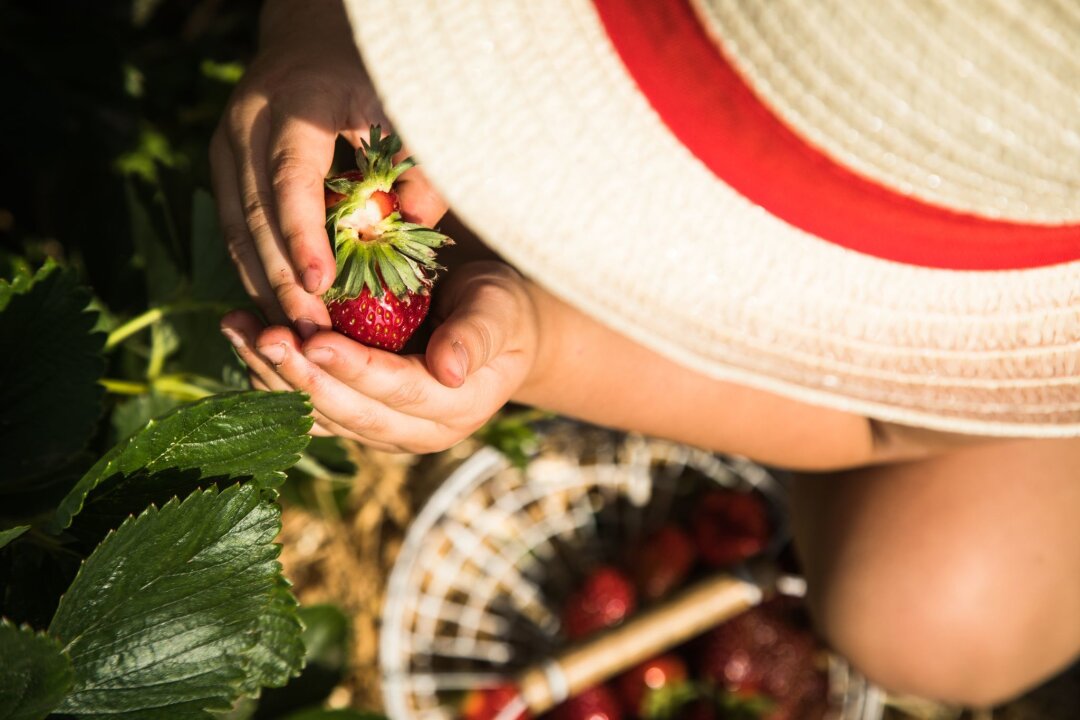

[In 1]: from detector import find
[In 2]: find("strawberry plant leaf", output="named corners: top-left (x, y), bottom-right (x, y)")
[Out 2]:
top-left (282, 710), bottom-right (386, 720)
top-left (237, 576), bottom-right (305, 697)
top-left (0, 262), bottom-right (105, 494)
top-left (0, 620), bottom-right (74, 720)
top-left (190, 188), bottom-right (247, 304)
top-left (48, 484), bottom-right (301, 718)
top-left (109, 391), bottom-right (183, 444)
top-left (53, 391), bottom-right (312, 533)
top-left (169, 189), bottom-right (251, 382)
top-left (253, 603), bottom-right (350, 716)
top-left (127, 180), bottom-right (184, 304)
top-left (0, 526), bottom-right (29, 550)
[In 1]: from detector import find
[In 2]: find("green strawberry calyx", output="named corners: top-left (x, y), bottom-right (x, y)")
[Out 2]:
top-left (324, 125), bottom-right (452, 302)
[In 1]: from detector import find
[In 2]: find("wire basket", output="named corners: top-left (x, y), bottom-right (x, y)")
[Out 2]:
top-left (380, 422), bottom-right (884, 719)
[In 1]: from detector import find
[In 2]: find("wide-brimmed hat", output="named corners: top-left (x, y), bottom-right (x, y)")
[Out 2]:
top-left (342, 0), bottom-right (1080, 437)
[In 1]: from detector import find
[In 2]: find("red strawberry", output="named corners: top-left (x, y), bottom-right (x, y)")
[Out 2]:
top-left (323, 125), bottom-right (452, 351)
top-left (633, 524), bottom-right (696, 601)
top-left (617, 653), bottom-right (695, 719)
top-left (325, 285), bottom-right (431, 352)
top-left (698, 597), bottom-right (828, 720)
top-left (562, 566), bottom-right (637, 640)
top-left (459, 683), bottom-right (530, 720)
top-left (552, 684), bottom-right (623, 720)
top-left (691, 488), bottom-right (770, 568)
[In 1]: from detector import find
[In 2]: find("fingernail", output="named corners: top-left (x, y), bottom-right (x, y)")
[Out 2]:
top-left (452, 341), bottom-right (469, 386)
top-left (296, 317), bottom-right (318, 339)
top-left (301, 266), bottom-right (322, 294)
top-left (304, 346), bottom-right (334, 364)
top-left (221, 327), bottom-right (245, 349)
top-left (258, 343), bottom-right (287, 366)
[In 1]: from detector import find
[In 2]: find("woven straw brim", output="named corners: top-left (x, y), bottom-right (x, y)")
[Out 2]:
top-left (344, 0), bottom-right (1080, 437)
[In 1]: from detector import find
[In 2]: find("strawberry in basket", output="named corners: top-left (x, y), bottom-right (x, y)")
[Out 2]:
top-left (691, 487), bottom-right (771, 568)
top-left (697, 596), bottom-right (829, 720)
top-left (562, 566), bottom-right (638, 640)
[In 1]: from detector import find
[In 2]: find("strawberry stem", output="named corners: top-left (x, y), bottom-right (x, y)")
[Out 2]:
top-left (105, 300), bottom-right (233, 350)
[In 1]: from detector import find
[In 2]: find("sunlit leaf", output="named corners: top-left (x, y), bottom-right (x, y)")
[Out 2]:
top-left (54, 391), bottom-right (312, 534)
top-left (49, 484), bottom-right (301, 718)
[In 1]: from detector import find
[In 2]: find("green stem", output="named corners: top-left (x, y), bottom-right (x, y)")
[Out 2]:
top-left (153, 375), bottom-right (214, 400)
top-left (104, 300), bottom-right (232, 350)
top-left (147, 323), bottom-right (167, 379)
top-left (100, 374), bottom-right (216, 401)
top-left (100, 378), bottom-right (150, 395)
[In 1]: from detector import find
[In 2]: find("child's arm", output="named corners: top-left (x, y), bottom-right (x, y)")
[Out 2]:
top-left (514, 281), bottom-right (883, 470)
top-left (224, 259), bottom-right (973, 469)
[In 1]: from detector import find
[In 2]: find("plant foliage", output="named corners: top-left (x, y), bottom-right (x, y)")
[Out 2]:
top-left (0, 262), bottom-right (311, 719)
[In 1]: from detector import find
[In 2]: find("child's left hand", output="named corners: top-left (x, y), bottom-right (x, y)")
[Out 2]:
top-left (220, 261), bottom-right (539, 453)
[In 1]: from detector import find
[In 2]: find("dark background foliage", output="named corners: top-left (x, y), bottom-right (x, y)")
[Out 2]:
top-left (0, 0), bottom-right (259, 309)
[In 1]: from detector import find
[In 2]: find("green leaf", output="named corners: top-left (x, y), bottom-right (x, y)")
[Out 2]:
top-left (189, 189), bottom-right (247, 304)
top-left (297, 604), bottom-right (350, 669)
top-left (0, 262), bottom-right (105, 493)
top-left (199, 59), bottom-right (245, 85)
top-left (250, 604), bottom-right (348, 717)
top-left (48, 484), bottom-right (298, 718)
top-left (109, 391), bottom-right (183, 444)
top-left (0, 620), bottom-right (74, 720)
top-left (282, 710), bottom-right (386, 720)
top-left (0, 527), bottom-right (29, 550)
top-left (53, 391), bottom-right (312, 533)
top-left (127, 180), bottom-right (183, 304)
top-left (236, 576), bottom-right (305, 697)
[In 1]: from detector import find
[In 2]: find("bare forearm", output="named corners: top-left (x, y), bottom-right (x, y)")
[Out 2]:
top-left (514, 282), bottom-right (880, 470)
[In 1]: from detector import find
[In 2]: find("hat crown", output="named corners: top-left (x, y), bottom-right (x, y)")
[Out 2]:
top-left (700, 0), bottom-right (1080, 225)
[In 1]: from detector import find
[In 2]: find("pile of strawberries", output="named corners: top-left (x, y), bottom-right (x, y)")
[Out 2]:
top-left (459, 486), bottom-right (831, 720)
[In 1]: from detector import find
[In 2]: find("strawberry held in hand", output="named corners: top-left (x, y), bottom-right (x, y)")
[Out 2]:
top-left (323, 126), bottom-right (452, 351)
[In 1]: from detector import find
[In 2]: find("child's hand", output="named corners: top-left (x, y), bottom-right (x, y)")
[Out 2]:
top-left (220, 262), bottom-right (539, 452)
top-left (210, 0), bottom-right (447, 331)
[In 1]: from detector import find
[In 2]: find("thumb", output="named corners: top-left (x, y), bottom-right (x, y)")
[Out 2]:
top-left (425, 264), bottom-right (525, 388)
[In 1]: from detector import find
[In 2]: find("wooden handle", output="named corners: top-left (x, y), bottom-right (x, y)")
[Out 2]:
top-left (516, 572), bottom-right (763, 714)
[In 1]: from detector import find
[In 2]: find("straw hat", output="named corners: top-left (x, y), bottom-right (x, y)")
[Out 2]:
top-left (342, 0), bottom-right (1080, 438)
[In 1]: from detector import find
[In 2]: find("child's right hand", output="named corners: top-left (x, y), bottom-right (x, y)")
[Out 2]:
top-left (210, 0), bottom-right (447, 332)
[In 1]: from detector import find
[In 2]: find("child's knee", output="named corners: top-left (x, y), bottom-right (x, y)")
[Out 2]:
top-left (803, 551), bottom-right (1074, 707)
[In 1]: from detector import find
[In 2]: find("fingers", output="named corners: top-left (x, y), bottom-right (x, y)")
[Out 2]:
top-left (266, 97), bottom-right (339, 298)
top-left (224, 95), bottom-right (331, 331)
top-left (297, 332), bottom-right (464, 418)
top-left (256, 329), bottom-right (449, 453)
top-left (210, 127), bottom-right (287, 324)
top-left (222, 311), bottom-right (380, 443)
top-left (221, 310), bottom-right (297, 392)
top-left (222, 311), bottom-right (436, 448)
top-left (427, 263), bottom-right (533, 388)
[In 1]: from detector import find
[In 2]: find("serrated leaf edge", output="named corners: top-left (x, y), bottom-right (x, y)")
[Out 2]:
top-left (52, 391), bottom-right (312, 532)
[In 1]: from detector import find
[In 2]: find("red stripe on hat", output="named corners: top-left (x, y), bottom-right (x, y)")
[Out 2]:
top-left (592, 0), bottom-right (1080, 270)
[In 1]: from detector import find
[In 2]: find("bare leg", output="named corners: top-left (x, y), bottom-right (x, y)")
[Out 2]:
top-left (789, 438), bottom-right (1080, 707)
